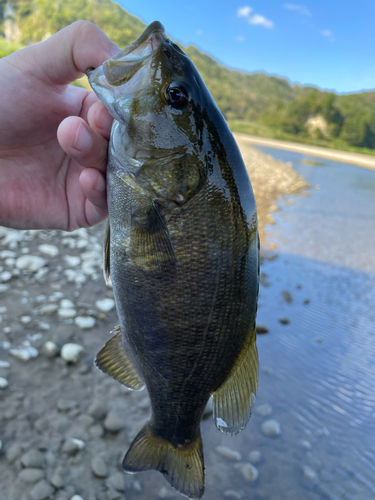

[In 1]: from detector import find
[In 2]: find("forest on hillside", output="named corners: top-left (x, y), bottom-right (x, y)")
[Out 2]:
top-left (1, 0), bottom-right (375, 154)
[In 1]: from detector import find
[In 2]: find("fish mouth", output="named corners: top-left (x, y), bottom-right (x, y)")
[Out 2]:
top-left (87, 21), bottom-right (166, 87)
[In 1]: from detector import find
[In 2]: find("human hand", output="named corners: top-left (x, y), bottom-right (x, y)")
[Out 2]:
top-left (0, 21), bottom-right (120, 230)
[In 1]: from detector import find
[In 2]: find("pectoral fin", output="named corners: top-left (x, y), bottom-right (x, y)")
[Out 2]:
top-left (212, 330), bottom-right (258, 435)
top-left (95, 326), bottom-right (145, 391)
top-left (103, 222), bottom-right (110, 284)
top-left (130, 201), bottom-right (177, 274)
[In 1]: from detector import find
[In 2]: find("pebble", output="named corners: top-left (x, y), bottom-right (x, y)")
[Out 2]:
top-left (91, 456), bottom-right (109, 478)
top-left (70, 496), bottom-right (84, 500)
top-left (0, 377), bottom-right (9, 389)
top-left (20, 315), bottom-right (32, 324)
top-left (95, 298), bottom-right (115, 313)
top-left (58, 308), bottom-right (77, 319)
top-left (42, 341), bottom-right (59, 358)
top-left (215, 445), bottom-right (241, 461)
top-left (61, 343), bottom-right (84, 363)
top-left (50, 471), bottom-right (65, 489)
top-left (256, 403), bottom-right (272, 416)
top-left (158, 487), bottom-right (175, 499)
top-left (40, 304), bottom-right (58, 315)
top-left (74, 316), bottom-right (96, 329)
top-left (30, 480), bottom-right (55, 500)
top-left (234, 462), bottom-right (259, 482)
top-left (106, 472), bottom-right (125, 492)
top-left (21, 449), bottom-right (45, 468)
top-left (39, 322), bottom-right (50, 331)
top-left (88, 400), bottom-right (107, 420)
top-left (60, 299), bottom-right (74, 309)
top-left (281, 290), bottom-right (293, 303)
top-left (0, 250), bottom-right (16, 259)
top-left (16, 255), bottom-right (46, 272)
top-left (6, 442), bottom-right (23, 463)
top-left (261, 419), bottom-right (282, 437)
top-left (278, 317), bottom-right (290, 325)
top-left (9, 347), bottom-right (38, 361)
top-left (61, 438), bottom-right (85, 455)
top-left (103, 410), bottom-right (126, 432)
top-left (106, 490), bottom-right (123, 500)
top-left (0, 360), bottom-right (10, 368)
top-left (248, 450), bottom-right (262, 464)
top-left (303, 465), bottom-right (317, 480)
top-left (57, 399), bottom-right (77, 412)
top-left (0, 283), bottom-right (8, 293)
top-left (256, 324), bottom-right (269, 334)
top-left (18, 468), bottom-right (45, 483)
top-left (0, 306), bottom-right (7, 313)
top-left (301, 440), bottom-right (312, 450)
top-left (38, 244), bottom-right (59, 257)
top-left (224, 491), bottom-right (242, 499)
top-left (64, 255), bottom-right (81, 266)
top-left (0, 271), bottom-right (12, 282)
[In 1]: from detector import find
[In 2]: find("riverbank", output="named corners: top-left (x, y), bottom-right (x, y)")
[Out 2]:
top-left (234, 132), bottom-right (375, 170)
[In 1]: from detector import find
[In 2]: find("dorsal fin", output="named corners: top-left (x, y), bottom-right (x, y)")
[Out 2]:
top-left (95, 326), bottom-right (145, 391)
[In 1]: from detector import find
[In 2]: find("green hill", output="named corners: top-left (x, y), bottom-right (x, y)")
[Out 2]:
top-left (1, 0), bottom-right (375, 155)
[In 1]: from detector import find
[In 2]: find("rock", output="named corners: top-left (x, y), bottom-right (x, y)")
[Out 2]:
top-left (256, 403), bottom-right (272, 416)
top-left (19, 468), bottom-right (45, 483)
top-left (301, 440), bottom-right (312, 450)
top-left (234, 462), bottom-right (259, 482)
top-left (58, 308), bottom-right (77, 319)
top-left (261, 419), bottom-right (282, 437)
top-left (21, 449), bottom-right (45, 468)
top-left (158, 487), bottom-right (176, 499)
top-left (91, 456), bottom-right (108, 478)
top-left (106, 472), bottom-right (125, 492)
top-left (248, 450), bottom-right (262, 464)
top-left (224, 491), bottom-right (242, 499)
top-left (0, 360), bottom-right (10, 368)
top-left (106, 490), bottom-right (122, 500)
top-left (256, 324), bottom-right (269, 334)
top-left (303, 465), bottom-right (317, 480)
top-left (279, 317), bottom-right (290, 325)
top-left (61, 438), bottom-right (85, 455)
top-left (215, 445), bottom-right (241, 461)
top-left (38, 244), bottom-right (59, 257)
top-left (6, 442), bottom-right (23, 463)
top-left (49, 470), bottom-right (65, 489)
top-left (90, 424), bottom-right (104, 439)
top-left (0, 271), bottom-right (12, 282)
top-left (64, 255), bottom-right (81, 266)
top-left (77, 414), bottom-right (94, 429)
top-left (57, 399), bottom-right (77, 412)
top-left (10, 347), bottom-right (38, 361)
top-left (16, 255), bottom-right (46, 272)
top-left (61, 343), bottom-right (84, 363)
top-left (74, 316), bottom-right (96, 329)
top-left (0, 250), bottom-right (16, 259)
top-left (0, 377), bottom-right (8, 388)
top-left (39, 322), bottom-right (50, 331)
top-left (20, 315), bottom-right (32, 324)
top-left (0, 284), bottom-right (9, 293)
top-left (95, 298), bottom-right (115, 313)
top-left (103, 410), bottom-right (126, 432)
top-left (60, 299), bottom-right (75, 309)
top-left (70, 496), bottom-right (84, 500)
top-left (30, 480), bottom-right (55, 500)
top-left (281, 290), bottom-right (293, 303)
top-left (40, 304), bottom-right (58, 315)
top-left (42, 341), bottom-right (59, 358)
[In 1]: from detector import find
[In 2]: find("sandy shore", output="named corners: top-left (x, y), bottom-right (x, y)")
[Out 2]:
top-left (234, 132), bottom-right (375, 170)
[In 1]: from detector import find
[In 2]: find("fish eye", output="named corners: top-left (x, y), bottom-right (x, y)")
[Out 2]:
top-left (165, 82), bottom-right (189, 109)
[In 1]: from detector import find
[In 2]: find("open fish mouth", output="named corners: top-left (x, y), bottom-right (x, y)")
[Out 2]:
top-left (87, 21), bottom-right (166, 87)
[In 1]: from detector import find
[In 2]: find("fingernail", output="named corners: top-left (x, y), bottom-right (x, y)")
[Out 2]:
top-left (95, 173), bottom-right (106, 192)
top-left (73, 124), bottom-right (92, 152)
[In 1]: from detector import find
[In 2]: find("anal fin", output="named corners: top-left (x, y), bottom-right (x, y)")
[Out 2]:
top-left (212, 330), bottom-right (258, 435)
top-left (103, 222), bottom-right (110, 284)
top-left (95, 326), bottom-right (145, 391)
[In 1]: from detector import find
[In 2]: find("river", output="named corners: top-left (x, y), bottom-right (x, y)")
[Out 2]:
top-left (192, 147), bottom-right (375, 500)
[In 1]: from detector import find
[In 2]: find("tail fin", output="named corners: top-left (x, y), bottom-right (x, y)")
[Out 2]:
top-left (122, 422), bottom-right (205, 499)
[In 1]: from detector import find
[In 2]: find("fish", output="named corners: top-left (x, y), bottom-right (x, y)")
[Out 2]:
top-left (87, 20), bottom-right (259, 499)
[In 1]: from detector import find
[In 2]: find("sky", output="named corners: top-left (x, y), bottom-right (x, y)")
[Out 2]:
top-left (118, 0), bottom-right (375, 94)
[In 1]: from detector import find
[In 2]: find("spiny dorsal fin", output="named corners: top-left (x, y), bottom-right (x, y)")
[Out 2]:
top-left (212, 330), bottom-right (258, 435)
top-left (123, 422), bottom-right (205, 499)
top-left (95, 326), bottom-right (145, 391)
top-left (103, 222), bottom-right (110, 284)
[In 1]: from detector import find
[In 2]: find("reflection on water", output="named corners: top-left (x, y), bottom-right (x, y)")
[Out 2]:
top-left (127, 148), bottom-right (375, 499)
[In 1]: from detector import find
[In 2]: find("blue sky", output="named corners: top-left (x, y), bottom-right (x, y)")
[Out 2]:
top-left (118, 0), bottom-right (375, 94)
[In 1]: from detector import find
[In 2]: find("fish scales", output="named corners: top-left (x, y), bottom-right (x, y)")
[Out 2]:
top-left (88, 20), bottom-right (259, 499)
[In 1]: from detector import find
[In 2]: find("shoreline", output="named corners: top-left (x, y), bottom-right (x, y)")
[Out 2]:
top-left (234, 133), bottom-right (375, 170)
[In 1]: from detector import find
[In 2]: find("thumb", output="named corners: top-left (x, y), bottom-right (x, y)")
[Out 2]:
top-left (26, 21), bottom-right (120, 86)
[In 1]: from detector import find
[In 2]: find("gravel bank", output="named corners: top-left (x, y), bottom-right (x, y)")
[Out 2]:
top-left (0, 145), bottom-right (307, 500)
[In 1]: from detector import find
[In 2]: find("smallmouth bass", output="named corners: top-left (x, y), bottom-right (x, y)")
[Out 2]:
top-left (88, 21), bottom-right (259, 499)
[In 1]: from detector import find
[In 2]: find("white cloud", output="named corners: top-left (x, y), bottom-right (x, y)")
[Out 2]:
top-left (321, 29), bottom-right (332, 37)
top-left (284, 4), bottom-right (311, 16)
top-left (235, 36), bottom-right (245, 42)
top-left (237, 6), bottom-right (252, 18)
top-left (248, 14), bottom-right (274, 29)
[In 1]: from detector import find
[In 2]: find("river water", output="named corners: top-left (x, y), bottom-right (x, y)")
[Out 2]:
top-left (192, 147), bottom-right (375, 500)
top-left (126, 147), bottom-right (375, 500)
